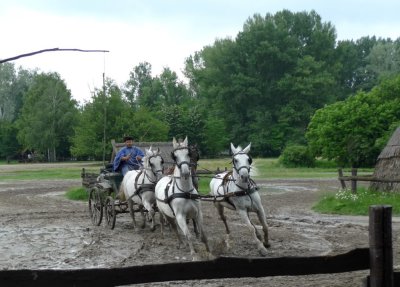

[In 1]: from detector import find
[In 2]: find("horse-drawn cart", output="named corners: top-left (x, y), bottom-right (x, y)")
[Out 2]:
top-left (81, 165), bottom-right (127, 229)
top-left (81, 140), bottom-right (172, 230)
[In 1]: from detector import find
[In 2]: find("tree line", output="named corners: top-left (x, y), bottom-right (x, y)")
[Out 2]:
top-left (1, 10), bottom-right (400, 166)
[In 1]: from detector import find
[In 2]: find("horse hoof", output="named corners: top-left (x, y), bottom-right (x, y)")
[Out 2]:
top-left (264, 242), bottom-right (271, 248)
top-left (259, 247), bottom-right (268, 256)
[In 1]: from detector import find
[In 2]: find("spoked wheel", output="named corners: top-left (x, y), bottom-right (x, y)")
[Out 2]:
top-left (88, 186), bottom-right (103, 226)
top-left (104, 196), bottom-right (116, 229)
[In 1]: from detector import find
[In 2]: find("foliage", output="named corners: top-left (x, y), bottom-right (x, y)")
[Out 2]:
top-left (185, 10), bottom-right (339, 156)
top-left (0, 120), bottom-right (20, 159)
top-left (313, 187), bottom-right (400, 215)
top-left (15, 72), bottom-right (78, 161)
top-left (279, 145), bottom-right (315, 167)
top-left (71, 80), bottom-right (169, 160)
top-left (65, 186), bottom-right (88, 201)
top-left (306, 75), bottom-right (400, 167)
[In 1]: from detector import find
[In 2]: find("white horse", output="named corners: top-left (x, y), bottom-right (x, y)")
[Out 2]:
top-left (155, 137), bottom-right (210, 260)
top-left (209, 143), bottom-right (270, 256)
top-left (120, 146), bottom-right (164, 231)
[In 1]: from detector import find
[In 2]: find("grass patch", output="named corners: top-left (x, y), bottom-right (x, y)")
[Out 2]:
top-left (65, 186), bottom-right (88, 201)
top-left (313, 187), bottom-right (400, 215)
top-left (0, 162), bottom-right (103, 181)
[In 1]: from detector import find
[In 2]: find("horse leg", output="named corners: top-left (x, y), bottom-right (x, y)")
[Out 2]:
top-left (140, 208), bottom-right (146, 229)
top-left (237, 209), bottom-right (268, 256)
top-left (256, 207), bottom-right (270, 248)
top-left (167, 216), bottom-right (184, 249)
top-left (159, 212), bottom-right (165, 238)
top-left (175, 213), bottom-right (197, 260)
top-left (192, 219), bottom-right (199, 238)
top-left (195, 211), bottom-right (210, 253)
top-left (128, 199), bottom-right (137, 228)
top-left (215, 203), bottom-right (231, 249)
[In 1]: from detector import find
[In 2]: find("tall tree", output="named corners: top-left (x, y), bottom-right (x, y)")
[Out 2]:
top-left (185, 10), bottom-right (338, 155)
top-left (71, 79), bottom-right (169, 160)
top-left (16, 72), bottom-right (78, 161)
top-left (306, 75), bottom-right (400, 167)
top-left (124, 62), bottom-right (153, 108)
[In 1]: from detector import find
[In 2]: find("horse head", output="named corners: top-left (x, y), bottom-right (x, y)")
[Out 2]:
top-left (144, 146), bottom-right (164, 181)
top-left (172, 136), bottom-right (191, 180)
top-left (230, 142), bottom-right (252, 183)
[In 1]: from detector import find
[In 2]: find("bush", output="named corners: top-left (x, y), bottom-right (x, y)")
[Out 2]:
top-left (279, 145), bottom-right (315, 167)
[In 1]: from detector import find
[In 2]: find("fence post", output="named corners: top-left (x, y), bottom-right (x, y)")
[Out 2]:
top-left (369, 205), bottom-right (393, 287)
top-left (351, 168), bottom-right (358, 193)
top-left (338, 168), bottom-right (346, 189)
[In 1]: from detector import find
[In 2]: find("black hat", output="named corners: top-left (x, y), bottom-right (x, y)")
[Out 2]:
top-left (123, 136), bottom-right (133, 142)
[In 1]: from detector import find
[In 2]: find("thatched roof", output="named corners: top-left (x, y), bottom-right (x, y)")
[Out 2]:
top-left (370, 126), bottom-right (400, 192)
top-left (376, 126), bottom-right (400, 159)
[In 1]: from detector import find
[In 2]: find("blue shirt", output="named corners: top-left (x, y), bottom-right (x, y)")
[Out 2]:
top-left (113, 146), bottom-right (144, 172)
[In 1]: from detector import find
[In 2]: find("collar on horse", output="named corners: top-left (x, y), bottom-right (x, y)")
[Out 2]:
top-left (156, 177), bottom-right (199, 216)
top-left (127, 169), bottom-right (156, 201)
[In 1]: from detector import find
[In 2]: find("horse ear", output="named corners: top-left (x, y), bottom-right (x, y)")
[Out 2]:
top-left (183, 136), bottom-right (188, 146)
top-left (157, 147), bottom-right (160, 154)
top-left (230, 143), bottom-right (237, 155)
top-left (243, 143), bottom-right (251, 154)
top-left (172, 137), bottom-right (178, 148)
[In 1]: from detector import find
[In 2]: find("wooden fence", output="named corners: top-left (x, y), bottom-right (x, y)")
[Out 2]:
top-left (338, 168), bottom-right (400, 193)
top-left (0, 206), bottom-right (397, 287)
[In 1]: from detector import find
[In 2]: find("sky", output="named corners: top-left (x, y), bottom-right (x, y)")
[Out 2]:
top-left (1, 0), bottom-right (400, 104)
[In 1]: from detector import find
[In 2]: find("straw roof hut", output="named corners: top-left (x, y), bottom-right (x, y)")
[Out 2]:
top-left (370, 126), bottom-right (400, 192)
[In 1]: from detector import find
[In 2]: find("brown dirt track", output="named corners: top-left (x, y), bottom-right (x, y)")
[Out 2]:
top-left (0, 163), bottom-right (399, 286)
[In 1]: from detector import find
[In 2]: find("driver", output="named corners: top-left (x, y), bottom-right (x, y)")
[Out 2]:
top-left (113, 136), bottom-right (144, 176)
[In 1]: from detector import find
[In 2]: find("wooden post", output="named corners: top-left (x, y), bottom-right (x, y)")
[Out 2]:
top-left (369, 205), bottom-right (393, 287)
top-left (351, 168), bottom-right (357, 193)
top-left (338, 168), bottom-right (346, 189)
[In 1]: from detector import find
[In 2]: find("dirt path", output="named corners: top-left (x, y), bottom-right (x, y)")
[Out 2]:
top-left (0, 172), bottom-right (399, 286)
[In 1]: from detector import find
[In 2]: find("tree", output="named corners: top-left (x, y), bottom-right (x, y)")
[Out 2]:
top-left (184, 10), bottom-right (339, 156)
top-left (0, 120), bottom-right (20, 160)
top-left (306, 75), bottom-right (400, 167)
top-left (71, 79), bottom-right (169, 160)
top-left (16, 72), bottom-right (78, 161)
top-left (124, 62), bottom-right (153, 108)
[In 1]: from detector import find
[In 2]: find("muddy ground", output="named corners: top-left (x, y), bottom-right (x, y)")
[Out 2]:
top-left (0, 163), bottom-right (399, 286)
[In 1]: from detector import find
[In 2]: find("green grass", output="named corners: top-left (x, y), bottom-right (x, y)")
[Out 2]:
top-left (65, 186), bottom-right (88, 201)
top-left (313, 187), bottom-right (400, 216)
top-left (0, 162), bottom-right (102, 181)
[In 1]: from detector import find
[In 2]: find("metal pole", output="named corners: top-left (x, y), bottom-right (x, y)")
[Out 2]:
top-left (102, 72), bottom-right (106, 167)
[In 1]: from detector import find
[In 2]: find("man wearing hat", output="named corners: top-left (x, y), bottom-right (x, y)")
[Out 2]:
top-left (113, 136), bottom-right (144, 176)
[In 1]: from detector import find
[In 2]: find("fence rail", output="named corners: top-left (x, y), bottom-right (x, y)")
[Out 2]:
top-left (338, 168), bottom-right (400, 193)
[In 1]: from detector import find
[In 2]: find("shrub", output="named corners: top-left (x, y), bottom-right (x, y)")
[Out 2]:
top-left (279, 145), bottom-right (315, 167)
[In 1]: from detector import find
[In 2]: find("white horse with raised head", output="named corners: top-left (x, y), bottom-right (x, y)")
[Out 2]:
top-left (120, 146), bottom-right (164, 231)
top-left (155, 137), bottom-right (210, 260)
top-left (209, 143), bottom-right (270, 256)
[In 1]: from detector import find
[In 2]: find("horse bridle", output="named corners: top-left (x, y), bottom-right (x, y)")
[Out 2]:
top-left (232, 152), bottom-right (252, 174)
top-left (145, 154), bottom-right (164, 181)
top-left (171, 147), bottom-right (192, 169)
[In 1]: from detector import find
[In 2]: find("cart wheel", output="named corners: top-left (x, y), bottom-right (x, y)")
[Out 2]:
top-left (88, 186), bottom-right (103, 226)
top-left (104, 196), bottom-right (116, 229)
top-left (128, 199), bottom-right (137, 228)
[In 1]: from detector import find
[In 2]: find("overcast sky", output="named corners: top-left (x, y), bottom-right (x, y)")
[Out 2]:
top-left (1, 0), bottom-right (400, 103)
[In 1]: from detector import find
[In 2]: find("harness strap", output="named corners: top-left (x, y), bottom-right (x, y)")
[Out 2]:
top-left (156, 178), bottom-right (200, 217)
